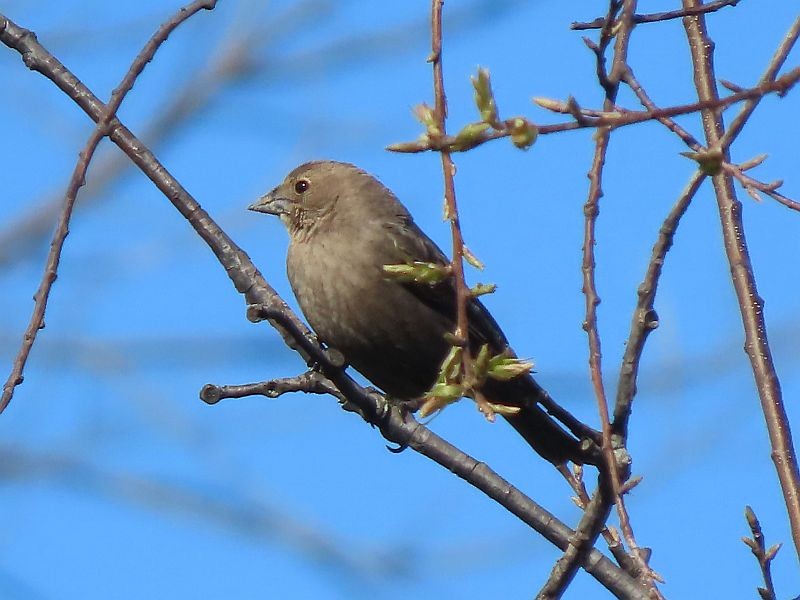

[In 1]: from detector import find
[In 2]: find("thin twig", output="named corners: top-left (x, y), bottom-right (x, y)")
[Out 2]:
top-left (619, 19), bottom-right (800, 213)
top-left (0, 0), bottom-right (218, 413)
top-left (428, 0), bottom-right (494, 419)
top-left (742, 505), bottom-right (781, 600)
top-left (622, 66), bottom-right (703, 149)
top-left (558, 466), bottom-right (634, 572)
top-left (721, 17), bottom-right (800, 149)
top-left (200, 371), bottom-right (344, 404)
top-left (537, 476), bottom-right (617, 600)
top-left (613, 171), bottom-right (705, 436)
top-left (539, 2), bottom-right (653, 597)
top-left (681, 0), bottom-right (800, 562)
top-left (572, 0), bottom-right (741, 30)
top-left (722, 163), bottom-right (800, 211)
top-left (388, 70), bottom-right (799, 153)
top-left (573, 1), bottom-right (666, 595)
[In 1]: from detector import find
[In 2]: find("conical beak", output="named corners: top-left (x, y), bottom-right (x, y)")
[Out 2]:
top-left (248, 189), bottom-right (293, 216)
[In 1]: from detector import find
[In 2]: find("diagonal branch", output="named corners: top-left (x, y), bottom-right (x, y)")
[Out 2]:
top-left (613, 171), bottom-right (705, 436)
top-left (427, 0), bottom-right (490, 417)
top-left (539, 2), bottom-right (661, 597)
top-left (721, 17), bottom-right (800, 149)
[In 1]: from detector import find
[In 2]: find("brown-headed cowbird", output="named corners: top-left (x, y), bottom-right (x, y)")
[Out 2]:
top-left (249, 160), bottom-right (598, 466)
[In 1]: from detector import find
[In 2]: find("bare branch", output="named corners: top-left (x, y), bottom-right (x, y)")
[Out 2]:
top-left (538, 478), bottom-right (616, 600)
top-left (681, 0), bottom-right (800, 561)
top-left (542, 2), bottom-right (666, 595)
top-left (613, 171), bottom-right (705, 435)
top-left (200, 371), bottom-right (344, 404)
top-left (539, 2), bottom-right (663, 596)
top-left (721, 17), bottom-right (800, 149)
top-left (618, 18), bottom-right (800, 213)
top-left (572, 0), bottom-right (741, 30)
top-left (742, 505), bottom-right (781, 600)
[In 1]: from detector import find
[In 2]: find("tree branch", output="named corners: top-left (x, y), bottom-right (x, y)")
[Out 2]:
top-left (201, 371), bottom-right (345, 404)
top-left (572, 0), bottom-right (741, 30)
top-left (681, 0), bottom-right (800, 562)
top-left (613, 171), bottom-right (705, 436)
top-left (742, 505), bottom-right (781, 600)
top-left (388, 68), bottom-right (799, 154)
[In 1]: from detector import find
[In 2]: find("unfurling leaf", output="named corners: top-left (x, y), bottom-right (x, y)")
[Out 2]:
top-left (470, 283), bottom-right (497, 298)
top-left (450, 122), bottom-right (491, 151)
top-left (462, 244), bottom-right (484, 270)
top-left (471, 67), bottom-right (499, 124)
top-left (382, 261), bottom-right (451, 284)
top-left (413, 103), bottom-right (440, 136)
top-left (487, 353), bottom-right (534, 381)
top-left (419, 382), bottom-right (466, 417)
top-left (473, 344), bottom-right (491, 380)
top-left (438, 345), bottom-right (464, 383)
top-left (484, 402), bottom-right (521, 416)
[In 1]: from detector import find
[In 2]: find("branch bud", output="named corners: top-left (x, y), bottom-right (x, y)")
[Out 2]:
top-left (508, 117), bottom-right (538, 149)
top-left (471, 67), bottom-right (499, 125)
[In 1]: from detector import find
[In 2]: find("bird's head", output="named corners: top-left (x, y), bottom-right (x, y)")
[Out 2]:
top-left (249, 160), bottom-right (405, 239)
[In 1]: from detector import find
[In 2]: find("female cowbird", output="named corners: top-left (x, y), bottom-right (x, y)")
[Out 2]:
top-left (249, 160), bottom-right (598, 466)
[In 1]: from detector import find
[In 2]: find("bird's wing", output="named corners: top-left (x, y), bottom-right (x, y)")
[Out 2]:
top-left (382, 219), bottom-right (511, 353)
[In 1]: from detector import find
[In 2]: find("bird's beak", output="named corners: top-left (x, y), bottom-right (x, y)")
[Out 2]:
top-left (248, 189), bottom-right (293, 216)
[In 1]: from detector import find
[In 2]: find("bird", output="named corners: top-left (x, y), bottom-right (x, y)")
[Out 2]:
top-left (249, 160), bottom-right (599, 466)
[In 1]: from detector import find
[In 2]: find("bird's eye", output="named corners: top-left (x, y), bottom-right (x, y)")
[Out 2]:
top-left (294, 179), bottom-right (310, 194)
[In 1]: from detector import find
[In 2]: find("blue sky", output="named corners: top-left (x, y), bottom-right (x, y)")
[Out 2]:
top-left (1, 1), bottom-right (798, 598)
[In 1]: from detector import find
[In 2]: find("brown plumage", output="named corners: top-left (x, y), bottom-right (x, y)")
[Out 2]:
top-left (249, 160), bottom-right (597, 465)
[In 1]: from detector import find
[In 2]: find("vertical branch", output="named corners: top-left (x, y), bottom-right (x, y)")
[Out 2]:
top-left (430, 0), bottom-right (467, 346)
top-left (582, 0), bottom-right (634, 488)
top-left (578, 0), bottom-right (664, 595)
top-left (429, 0), bottom-right (492, 417)
top-left (539, 1), bottom-right (666, 597)
top-left (743, 505), bottom-right (781, 600)
top-left (682, 0), bottom-right (800, 562)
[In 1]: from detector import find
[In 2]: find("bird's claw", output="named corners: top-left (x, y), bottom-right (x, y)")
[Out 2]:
top-left (385, 442), bottom-right (409, 454)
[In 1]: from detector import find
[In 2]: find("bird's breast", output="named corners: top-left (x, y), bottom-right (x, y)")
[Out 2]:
top-left (286, 235), bottom-right (451, 398)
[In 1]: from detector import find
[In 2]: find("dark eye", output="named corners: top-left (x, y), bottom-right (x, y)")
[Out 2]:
top-left (294, 179), bottom-right (310, 194)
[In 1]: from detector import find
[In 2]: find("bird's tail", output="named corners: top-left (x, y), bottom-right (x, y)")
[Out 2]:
top-left (485, 375), bottom-right (602, 466)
